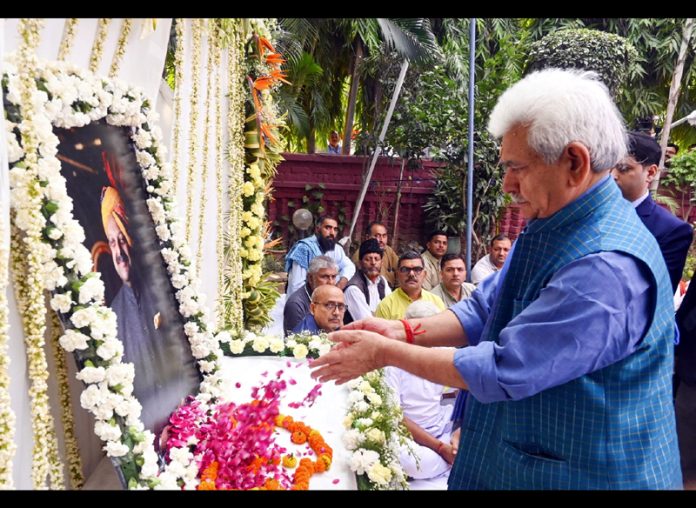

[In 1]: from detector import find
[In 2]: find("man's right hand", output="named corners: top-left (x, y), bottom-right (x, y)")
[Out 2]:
top-left (341, 317), bottom-right (406, 341)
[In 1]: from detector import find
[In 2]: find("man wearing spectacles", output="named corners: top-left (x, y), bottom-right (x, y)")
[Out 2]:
top-left (292, 285), bottom-right (346, 334)
top-left (375, 251), bottom-right (445, 320)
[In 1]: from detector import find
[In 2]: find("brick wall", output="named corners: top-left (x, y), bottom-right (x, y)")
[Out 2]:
top-left (268, 154), bottom-right (444, 252)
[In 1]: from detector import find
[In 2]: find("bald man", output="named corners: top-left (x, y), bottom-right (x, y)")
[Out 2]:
top-left (292, 285), bottom-right (346, 334)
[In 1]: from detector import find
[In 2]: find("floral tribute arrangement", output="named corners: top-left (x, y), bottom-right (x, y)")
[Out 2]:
top-left (162, 368), bottom-right (333, 490)
top-left (223, 331), bottom-right (410, 490)
top-left (3, 22), bottom-right (408, 490)
top-left (3, 52), bottom-right (226, 488)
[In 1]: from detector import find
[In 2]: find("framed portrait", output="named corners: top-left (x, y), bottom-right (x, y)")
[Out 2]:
top-left (55, 121), bottom-right (201, 441)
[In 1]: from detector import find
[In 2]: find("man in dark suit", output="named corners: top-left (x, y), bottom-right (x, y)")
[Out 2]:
top-left (612, 131), bottom-right (693, 291)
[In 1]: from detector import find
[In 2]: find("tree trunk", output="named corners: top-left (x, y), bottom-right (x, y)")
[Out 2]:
top-left (343, 41), bottom-right (364, 155)
top-left (653, 18), bottom-right (694, 192)
top-left (307, 118), bottom-right (316, 153)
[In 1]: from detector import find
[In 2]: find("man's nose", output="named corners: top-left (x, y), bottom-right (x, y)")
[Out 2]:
top-left (502, 169), bottom-right (516, 193)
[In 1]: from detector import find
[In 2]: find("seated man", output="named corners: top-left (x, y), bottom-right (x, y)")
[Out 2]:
top-left (385, 300), bottom-right (455, 487)
top-left (292, 285), bottom-right (346, 334)
top-left (351, 222), bottom-right (399, 288)
top-left (421, 231), bottom-right (448, 291)
top-left (375, 251), bottom-right (445, 320)
top-left (429, 253), bottom-right (476, 307)
top-left (283, 255), bottom-right (338, 335)
top-left (344, 238), bottom-right (392, 323)
top-left (470, 233), bottom-right (511, 285)
top-left (285, 215), bottom-right (355, 294)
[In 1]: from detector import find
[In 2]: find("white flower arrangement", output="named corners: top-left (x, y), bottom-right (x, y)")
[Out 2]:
top-left (3, 55), bottom-right (229, 489)
top-left (224, 330), bottom-right (409, 490)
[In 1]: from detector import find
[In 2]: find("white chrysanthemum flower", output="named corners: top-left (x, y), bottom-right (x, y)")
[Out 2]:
top-left (367, 462), bottom-right (392, 486)
top-left (59, 329), bottom-right (90, 352)
top-left (105, 441), bottom-right (130, 458)
top-left (292, 344), bottom-right (308, 359)
top-left (76, 366), bottom-right (106, 384)
top-left (50, 293), bottom-right (74, 313)
top-left (350, 449), bottom-right (380, 475)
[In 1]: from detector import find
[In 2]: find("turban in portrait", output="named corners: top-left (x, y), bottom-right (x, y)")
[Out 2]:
top-left (100, 186), bottom-right (132, 246)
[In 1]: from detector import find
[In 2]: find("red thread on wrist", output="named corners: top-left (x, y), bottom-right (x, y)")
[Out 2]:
top-left (400, 319), bottom-right (415, 344)
top-left (436, 442), bottom-right (445, 454)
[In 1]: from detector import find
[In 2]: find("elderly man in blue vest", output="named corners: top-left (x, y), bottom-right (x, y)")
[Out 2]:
top-left (310, 68), bottom-right (682, 490)
top-left (285, 215), bottom-right (355, 295)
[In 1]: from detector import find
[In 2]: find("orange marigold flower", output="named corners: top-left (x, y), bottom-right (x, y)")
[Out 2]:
top-left (319, 453), bottom-right (332, 468)
top-left (197, 479), bottom-right (216, 490)
top-left (291, 430), bottom-right (307, 444)
top-left (282, 454), bottom-right (297, 468)
top-left (314, 458), bottom-right (328, 473)
top-left (264, 478), bottom-right (281, 490)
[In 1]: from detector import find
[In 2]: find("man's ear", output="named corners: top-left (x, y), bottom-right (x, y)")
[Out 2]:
top-left (646, 163), bottom-right (659, 184)
top-left (564, 142), bottom-right (592, 184)
top-left (309, 302), bottom-right (316, 316)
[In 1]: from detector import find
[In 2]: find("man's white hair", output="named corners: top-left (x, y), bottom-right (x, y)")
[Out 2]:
top-left (404, 300), bottom-right (441, 319)
top-left (488, 68), bottom-right (627, 172)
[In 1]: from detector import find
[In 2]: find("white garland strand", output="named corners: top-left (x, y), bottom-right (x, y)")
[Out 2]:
top-left (184, 19), bottom-right (202, 247)
top-left (170, 19), bottom-right (185, 192)
top-left (14, 18), bottom-right (65, 490)
top-left (108, 19), bottom-right (133, 79)
top-left (0, 186), bottom-right (17, 490)
top-left (57, 19), bottom-right (79, 62)
top-left (214, 24), bottom-right (226, 323)
top-left (89, 18), bottom-right (111, 74)
top-left (195, 21), bottom-right (216, 270)
top-left (223, 24), bottom-right (245, 330)
top-left (49, 312), bottom-right (84, 489)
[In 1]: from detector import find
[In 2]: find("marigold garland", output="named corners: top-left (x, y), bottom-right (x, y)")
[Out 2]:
top-left (274, 414), bottom-right (333, 490)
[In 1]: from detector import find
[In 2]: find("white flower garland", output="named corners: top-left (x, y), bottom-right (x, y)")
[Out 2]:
top-left (89, 18), bottom-right (111, 74)
top-left (222, 23), bottom-right (245, 330)
top-left (0, 188), bottom-right (16, 490)
top-left (13, 18), bottom-right (65, 490)
top-left (184, 19), bottom-right (202, 247)
top-left (194, 23), bottom-right (216, 271)
top-left (109, 19), bottom-right (133, 79)
top-left (3, 55), bottom-right (227, 489)
top-left (225, 330), bottom-right (409, 490)
top-left (170, 19), bottom-right (185, 193)
top-left (57, 18), bottom-right (79, 62)
top-left (49, 312), bottom-right (84, 489)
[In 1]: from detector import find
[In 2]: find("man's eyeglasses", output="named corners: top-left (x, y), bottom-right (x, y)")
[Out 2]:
top-left (315, 302), bottom-right (347, 312)
top-left (398, 266), bottom-right (424, 274)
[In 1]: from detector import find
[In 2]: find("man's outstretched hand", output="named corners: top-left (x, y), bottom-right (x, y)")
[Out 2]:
top-left (310, 329), bottom-right (389, 384)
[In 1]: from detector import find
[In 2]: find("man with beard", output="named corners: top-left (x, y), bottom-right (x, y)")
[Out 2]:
top-left (285, 216), bottom-right (355, 295)
top-left (344, 238), bottom-right (392, 323)
top-left (375, 251), bottom-right (445, 320)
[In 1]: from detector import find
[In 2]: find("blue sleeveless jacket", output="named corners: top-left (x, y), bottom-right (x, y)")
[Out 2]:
top-left (449, 178), bottom-right (682, 489)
